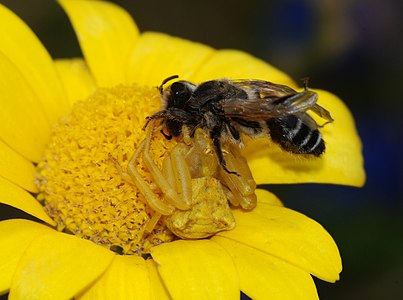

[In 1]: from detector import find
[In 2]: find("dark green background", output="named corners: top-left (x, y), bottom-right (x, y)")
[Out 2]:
top-left (1, 0), bottom-right (402, 299)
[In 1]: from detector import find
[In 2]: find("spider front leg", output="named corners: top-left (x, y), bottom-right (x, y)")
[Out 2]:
top-left (131, 120), bottom-right (191, 211)
top-left (109, 141), bottom-right (175, 216)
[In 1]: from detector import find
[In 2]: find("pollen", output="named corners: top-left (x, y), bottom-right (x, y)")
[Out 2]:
top-left (35, 85), bottom-right (178, 255)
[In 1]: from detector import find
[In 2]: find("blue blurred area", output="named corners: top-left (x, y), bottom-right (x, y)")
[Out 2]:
top-left (255, 1), bottom-right (403, 298)
top-left (1, 0), bottom-right (402, 298)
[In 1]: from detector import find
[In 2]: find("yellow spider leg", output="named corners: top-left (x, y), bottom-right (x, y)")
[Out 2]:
top-left (108, 154), bottom-right (135, 184)
top-left (219, 168), bottom-right (253, 209)
top-left (144, 212), bottom-right (162, 233)
top-left (185, 128), bottom-right (219, 178)
top-left (219, 145), bottom-right (257, 210)
top-left (143, 121), bottom-right (190, 210)
top-left (162, 155), bottom-right (175, 188)
top-left (170, 143), bottom-right (192, 207)
top-left (227, 144), bottom-right (257, 195)
top-left (126, 139), bottom-right (175, 215)
top-left (221, 183), bottom-right (239, 207)
top-left (161, 151), bottom-right (191, 210)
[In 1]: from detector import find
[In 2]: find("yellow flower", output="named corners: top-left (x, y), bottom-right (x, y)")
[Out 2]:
top-left (0, 1), bottom-right (365, 299)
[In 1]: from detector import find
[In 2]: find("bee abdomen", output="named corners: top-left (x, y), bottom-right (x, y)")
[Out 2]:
top-left (267, 115), bottom-right (325, 156)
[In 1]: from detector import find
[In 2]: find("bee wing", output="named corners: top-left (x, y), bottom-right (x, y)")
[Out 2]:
top-left (310, 104), bottom-right (334, 123)
top-left (233, 79), bottom-right (298, 100)
top-left (222, 90), bottom-right (318, 120)
top-left (296, 112), bottom-right (318, 130)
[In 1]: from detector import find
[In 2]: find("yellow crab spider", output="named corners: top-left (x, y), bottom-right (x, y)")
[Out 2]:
top-left (112, 120), bottom-right (257, 238)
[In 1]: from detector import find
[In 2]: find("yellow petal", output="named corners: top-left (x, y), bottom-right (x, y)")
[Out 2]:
top-left (218, 206), bottom-right (342, 283)
top-left (0, 51), bottom-right (51, 162)
top-left (150, 240), bottom-right (239, 300)
top-left (255, 188), bottom-right (283, 207)
top-left (0, 4), bottom-right (69, 123)
top-left (191, 49), bottom-right (295, 87)
top-left (146, 260), bottom-right (171, 300)
top-left (243, 90), bottom-right (365, 187)
top-left (212, 237), bottom-right (319, 300)
top-left (0, 139), bottom-right (37, 193)
top-left (78, 255), bottom-right (150, 300)
top-left (54, 58), bottom-right (96, 106)
top-left (9, 232), bottom-right (114, 300)
top-left (127, 32), bottom-right (214, 86)
top-left (0, 220), bottom-right (54, 294)
top-left (58, 0), bottom-right (140, 87)
top-left (0, 176), bottom-right (55, 225)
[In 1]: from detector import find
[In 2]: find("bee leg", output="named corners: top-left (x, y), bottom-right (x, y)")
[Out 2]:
top-left (160, 129), bottom-right (172, 140)
top-left (210, 125), bottom-right (239, 175)
top-left (141, 120), bottom-right (190, 211)
top-left (214, 141), bottom-right (237, 175)
top-left (143, 110), bottom-right (167, 130)
top-left (144, 108), bottom-right (194, 131)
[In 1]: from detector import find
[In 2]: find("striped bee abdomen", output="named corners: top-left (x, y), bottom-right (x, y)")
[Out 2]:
top-left (267, 115), bottom-right (325, 156)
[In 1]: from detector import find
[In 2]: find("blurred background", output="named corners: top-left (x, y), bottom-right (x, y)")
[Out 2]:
top-left (1, 0), bottom-right (402, 299)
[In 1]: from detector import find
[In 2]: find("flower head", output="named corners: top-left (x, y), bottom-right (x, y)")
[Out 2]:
top-left (0, 0), bottom-right (365, 299)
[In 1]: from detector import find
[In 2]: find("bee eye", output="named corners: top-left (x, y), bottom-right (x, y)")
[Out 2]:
top-left (171, 82), bottom-right (187, 95)
top-left (170, 82), bottom-right (191, 108)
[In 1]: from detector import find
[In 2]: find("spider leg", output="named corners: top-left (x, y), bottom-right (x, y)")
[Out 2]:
top-left (108, 153), bottom-right (134, 184)
top-left (160, 140), bottom-right (193, 208)
top-left (185, 128), bottom-right (219, 178)
top-left (169, 143), bottom-right (193, 207)
top-left (109, 140), bottom-right (174, 215)
top-left (218, 144), bottom-right (257, 210)
top-left (142, 120), bottom-right (190, 210)
top-left (144, 212), bottom-right (162, 233)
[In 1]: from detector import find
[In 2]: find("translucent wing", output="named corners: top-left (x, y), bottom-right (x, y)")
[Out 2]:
top-left (233, 79), bottom-right (297, 100)
top-left (222, 79), bottom-right (319, 120)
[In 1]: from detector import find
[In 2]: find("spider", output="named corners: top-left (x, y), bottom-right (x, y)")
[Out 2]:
top-left (111, 120), bottom-right (256, 239)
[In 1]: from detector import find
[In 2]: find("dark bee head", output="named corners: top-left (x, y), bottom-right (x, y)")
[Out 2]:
top-left (159, 76), bottom-right (196, 110)
top-left (157, 76), bottom-right (197, 137)
top-left (168, 81), bottom-right (196, 108)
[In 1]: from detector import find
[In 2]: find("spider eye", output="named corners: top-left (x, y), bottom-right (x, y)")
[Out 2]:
top-left (170, 82), bottom-right (191, 108)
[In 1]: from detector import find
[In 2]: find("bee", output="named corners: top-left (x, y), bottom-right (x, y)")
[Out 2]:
top-left (111, 75), bottom-right (333, 236)
top-left (146, 75), bottom-right (334, 174)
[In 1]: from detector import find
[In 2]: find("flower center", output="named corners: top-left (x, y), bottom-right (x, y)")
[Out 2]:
top-left (36, 85), bottom-right (178, 255)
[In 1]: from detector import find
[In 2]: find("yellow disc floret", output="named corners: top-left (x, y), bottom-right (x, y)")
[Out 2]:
top-left (36, 85), bottom-right (177, 255)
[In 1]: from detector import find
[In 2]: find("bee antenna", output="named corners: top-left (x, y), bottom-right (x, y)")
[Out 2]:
top-left (159, 75), bottom-right (179, 94)
top-left (301, 77), bottom-right (310, 91)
